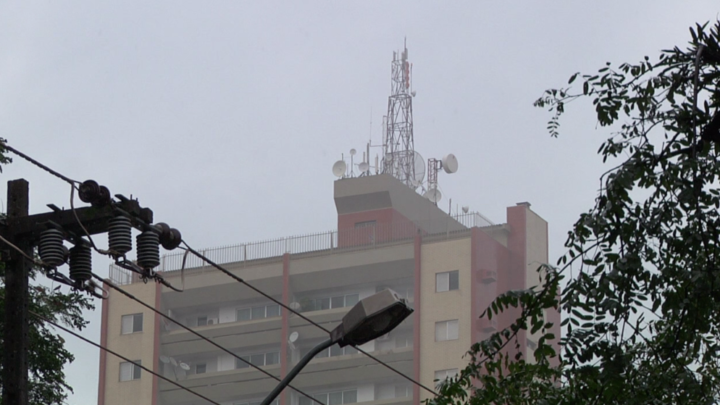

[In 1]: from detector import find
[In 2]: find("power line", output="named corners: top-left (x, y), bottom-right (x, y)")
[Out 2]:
top-left (94, 273), bottom-right (325, 405)
top-left (3, 143), bottom-right (440, 398)
top-left (181, 242), bottom-right (441, 397)
top-left (2, 143), bottom-right (79, 185)
top-left (29, 310), bottom-right (222, 405)
top-left (0, 234), bottom-right (45, 267)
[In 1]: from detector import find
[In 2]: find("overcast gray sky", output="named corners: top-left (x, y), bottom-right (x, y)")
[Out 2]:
top-left (1, 2), bottom-right (718, 404)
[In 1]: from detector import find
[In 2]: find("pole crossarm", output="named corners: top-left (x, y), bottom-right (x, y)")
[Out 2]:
top-left (0, 199), bottom-right (152, 243)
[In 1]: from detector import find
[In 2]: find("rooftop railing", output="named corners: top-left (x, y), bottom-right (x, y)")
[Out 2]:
top-left (108, 212), bottom-right (494, 286)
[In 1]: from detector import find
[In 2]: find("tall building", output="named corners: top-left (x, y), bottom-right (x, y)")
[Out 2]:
top-left (96, 173), bottom-right (555, 405)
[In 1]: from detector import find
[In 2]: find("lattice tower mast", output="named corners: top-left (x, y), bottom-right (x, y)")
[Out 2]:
top-left (382, 41), bottom-right (415, 187)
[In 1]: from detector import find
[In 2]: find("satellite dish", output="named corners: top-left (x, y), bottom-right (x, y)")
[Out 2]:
top-left (358, 162), bottom-right (369, 173)
top-left (289, 302), bottom-right (301, 311)
top-left (289, 331), bottom-right (299, 343)
top-left (332, 160), bottom-right (347, 178)
top-left (350, 148), bottom-right (357, 156)
top-left (423, 188), bottom-right (442, 203)
top-left (462, 206), bottom-right (470, 214)
top-left (179, 362), bottom-right (190, 371)
top-left (169, 357), bottom-right (178, 367)
top-left (160, 355), bottom-right (170, 364)
top-left (442, 154), bottom-right (458, 174)
top-left (412, 151), bottom-right (425, 188)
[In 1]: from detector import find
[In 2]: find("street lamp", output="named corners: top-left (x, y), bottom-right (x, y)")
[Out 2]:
top-left (261, 289), bottom-right (413, 405)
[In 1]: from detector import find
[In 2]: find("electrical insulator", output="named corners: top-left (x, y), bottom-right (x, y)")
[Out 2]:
top-left (69, 242), bottom-right (92, 282)
top-left (108, 216), bottom-right (132, 255)
top-left (136, 230), bottom-right (160, 269)
top-left (38, 228), bottom-right (66, 267)
top-left (78, 180), bottom-right (111, 207)
top-left (154, 222), bottom-right (183, 250)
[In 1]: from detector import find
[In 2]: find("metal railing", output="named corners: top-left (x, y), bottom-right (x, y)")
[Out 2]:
top-left (108, 212), bottom-right (493, 286)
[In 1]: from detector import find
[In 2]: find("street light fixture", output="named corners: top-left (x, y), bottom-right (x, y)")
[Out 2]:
top-left (261, 289), bottom-right (413, 405)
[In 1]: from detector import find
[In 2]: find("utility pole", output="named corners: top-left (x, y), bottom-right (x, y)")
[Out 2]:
top-left (3, 179), bottom-right (30, 405)
top-left (1, 179), bottom-right (152, 405)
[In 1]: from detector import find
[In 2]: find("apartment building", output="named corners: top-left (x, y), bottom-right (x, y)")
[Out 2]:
top-left (97, 173), bottom-right (555, 405)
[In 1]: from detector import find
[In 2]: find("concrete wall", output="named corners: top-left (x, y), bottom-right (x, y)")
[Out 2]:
top-left (101, 281), bottom-right (158, 405)
top-left (418, 238), bottom-right (472, 402)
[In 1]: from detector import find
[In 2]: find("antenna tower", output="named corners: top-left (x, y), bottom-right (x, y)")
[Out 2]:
top-left (382, 39), bottom-right (416, 187)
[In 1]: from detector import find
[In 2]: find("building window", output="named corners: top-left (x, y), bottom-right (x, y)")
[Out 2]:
top-left (119, 361), bottom-right (141, 381)
top-left (195, 363), bottom-right (206, 374)
top-left (354, 220), bottom-right (376, 228)
top-left (235, 399), bottom-right (278, 405)
top-left (236, 351), bottom-right (280, 369)
top-left (121, 313), bottom-right (143, 334)
top-left (314, 343), bottom-right (358, 358)
top-left (436, 270), bottom-right (459, 292)
top-left (395, 384), bottom-right (412, 398)
top-left (434, 368), bottom-right (458, 384)
top-left (237, 304), bottom-right (281, 321)
top-left (299, 390), bottom-right (357, 405)
top-left (303, 294), bottom-right (359, 312)
top-left (435, 320), bottom-right (459, 341)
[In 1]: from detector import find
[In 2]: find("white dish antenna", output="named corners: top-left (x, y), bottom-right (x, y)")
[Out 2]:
top-left (413, 151), bottom-right (426, 188)
top-left (169, 357), bottom-right (178, 367)
top-left (424, 188), bottom-right (442, 203)
top-left (159, 355), bottom-right (170, 364)
top-left (289, 331), bottom-right (299, 343)
top-left (442, 154), bottom-right (458, 174)
top-left (462, 206), bottom-right (469, 214)
top-left (358, 161), bottom-right (369, 173)
top-left (179, 362), bottom-right (190, 371)
top-left (289, 302), bottom-right (301, 311)
top-left (332, 160), bottom-right (347, 178)
top-left (350, 148), bottom-right (357, 156)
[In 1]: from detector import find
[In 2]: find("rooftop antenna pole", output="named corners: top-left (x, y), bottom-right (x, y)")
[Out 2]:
top-left (381, 39), bottom-right (415, 188)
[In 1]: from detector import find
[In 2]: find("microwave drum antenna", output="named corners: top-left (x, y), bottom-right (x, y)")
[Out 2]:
top-left (332, 160), bottom-right (347, 178)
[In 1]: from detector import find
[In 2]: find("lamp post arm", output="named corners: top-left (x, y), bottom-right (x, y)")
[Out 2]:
top-left (261, 338), bottom-right (335, 405)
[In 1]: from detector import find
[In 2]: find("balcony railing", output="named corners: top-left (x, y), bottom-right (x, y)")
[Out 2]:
top-left (109, 212), bottom-right (492, 285)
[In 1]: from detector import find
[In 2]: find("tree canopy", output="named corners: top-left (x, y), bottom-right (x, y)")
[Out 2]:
top-left (431, 20), bottom-right (720, 405)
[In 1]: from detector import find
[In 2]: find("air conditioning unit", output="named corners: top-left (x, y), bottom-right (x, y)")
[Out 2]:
top-left (480, 318), bottom-right (498, 332)
top-left (207, 318), bottom-right (218, 325)
top-left (481, 270), bottom-right (497, 283)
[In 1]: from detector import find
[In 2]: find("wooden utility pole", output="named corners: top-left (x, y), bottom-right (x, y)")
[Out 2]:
top-left (1, 179), bottom-right (152, 405)
top-left (3, 179), bottom-right (31, 405)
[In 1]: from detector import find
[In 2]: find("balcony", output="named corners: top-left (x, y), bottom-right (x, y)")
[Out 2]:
top-left (292, 347), bottom-right (413, 389)
top-left (158, 347), bottom-right (413, 405)
top-left (159, 364), bottom-right (281, 404)
top-left (161, 316), bottom-right (283, 357)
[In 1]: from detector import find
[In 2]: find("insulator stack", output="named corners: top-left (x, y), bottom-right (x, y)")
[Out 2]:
top-left (108, 216), bottom-right (133, 255)
top-left (69, 243), bottom-right (92, 282)
top-left (136, 231), bottom-right (160, 269)
top-left (38, 229), bottom-right (66, 267)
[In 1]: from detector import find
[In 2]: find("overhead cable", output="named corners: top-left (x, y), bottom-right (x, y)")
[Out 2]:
top-left (181, 242), bottom-right (441, 397)
top-left (29, 310), bottom-right (221, 405)
top-left (93, 273), bottom-right (325, 405)
top-left (1, 144), bottom-right (440, 398)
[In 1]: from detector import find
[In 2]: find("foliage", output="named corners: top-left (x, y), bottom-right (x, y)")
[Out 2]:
top-left (430, 20), bottom-right (720, 405)
top-left (0, 275), bottom-right (94, 405)
top-left (0, 138), bottom-right (12, 172)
